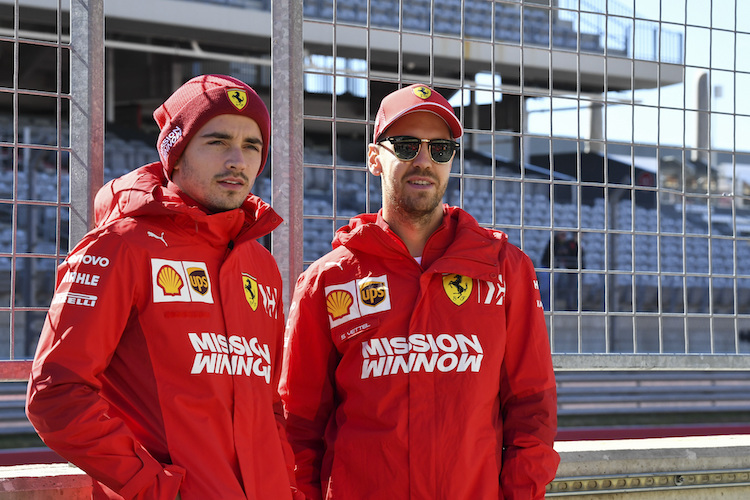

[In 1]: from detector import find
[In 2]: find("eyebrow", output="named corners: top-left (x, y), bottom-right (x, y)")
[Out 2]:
top-left (200, 131), bottom-right (263, 146)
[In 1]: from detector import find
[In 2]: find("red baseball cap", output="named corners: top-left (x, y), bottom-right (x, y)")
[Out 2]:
top-left (373, 83), bottom-right (463, 142)
top-left (153, 74), bottom-right (270, 178)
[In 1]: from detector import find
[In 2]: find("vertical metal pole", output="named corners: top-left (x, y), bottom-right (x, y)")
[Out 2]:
top-left (271, 0), bottom-right (304, 315)
top-left (69, 0), bottom-right (105, 245)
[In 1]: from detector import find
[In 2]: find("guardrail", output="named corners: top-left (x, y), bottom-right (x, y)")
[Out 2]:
top-left (556, 371), bottom-right (750, 417)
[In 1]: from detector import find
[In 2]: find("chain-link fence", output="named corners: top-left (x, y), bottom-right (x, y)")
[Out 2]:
top-left (1, 0), bottom-right (749, 375)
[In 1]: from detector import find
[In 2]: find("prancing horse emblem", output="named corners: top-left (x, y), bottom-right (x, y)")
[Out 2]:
top-left (242, 273), bottom-right (258, 311)
top-left (442, 273), bottom-right (473, 306)
top-left (227, 89), bottom-right (248, 110)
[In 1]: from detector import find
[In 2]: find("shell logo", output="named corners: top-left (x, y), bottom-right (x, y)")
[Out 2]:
top-left (326, 290), bottom-right (353, 320)
top-left (157, 265), bottom-right (184, 296)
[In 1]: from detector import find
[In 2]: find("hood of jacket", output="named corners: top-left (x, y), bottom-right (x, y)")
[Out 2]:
top-left (332, 205), bottom-right (507, 275)
top-left (94, 161), bottom-right (282, 243)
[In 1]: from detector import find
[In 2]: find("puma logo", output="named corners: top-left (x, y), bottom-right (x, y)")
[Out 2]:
top-left (147, 231), bottom-right (168, 247)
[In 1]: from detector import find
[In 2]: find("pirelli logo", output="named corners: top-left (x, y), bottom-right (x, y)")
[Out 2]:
top-left (52, 292), bottom-right (98, 307)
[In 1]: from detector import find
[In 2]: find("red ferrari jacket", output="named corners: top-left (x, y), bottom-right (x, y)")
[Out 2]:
top-left (280, 206), bottom-right (559, 500)
top-left (27, 162), bottom-right (299, 499)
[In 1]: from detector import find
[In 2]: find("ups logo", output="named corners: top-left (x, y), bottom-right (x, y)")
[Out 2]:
top-left (187, 267), bottom-right (209, 295)
top-left (359, 281), bottom-right (387, 307)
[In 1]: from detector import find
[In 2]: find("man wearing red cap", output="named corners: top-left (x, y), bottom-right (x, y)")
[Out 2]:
top-left (27, 75), bottom-right (303, 499)
top-left (281, 83), bottom-right (559, 499)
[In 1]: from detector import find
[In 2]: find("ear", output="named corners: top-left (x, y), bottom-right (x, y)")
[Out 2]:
top-left (367, 143), bottom-right (382, 176)
top-left (172, 154), bottom-right (184, 174)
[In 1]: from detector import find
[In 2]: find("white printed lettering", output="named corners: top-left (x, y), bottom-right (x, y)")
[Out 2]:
top-left (62, 271), bottom-right (101, 286)
top-left (360, 334), bottom-right (484, 379)
top-left (188, 332), bottom-right (272, 383)
top-left (52, 292), bottom-right (98, 307)
top-left (258, 284), bottom-right (279, 319)
top-left (67, 254), bottom-right (110, 267)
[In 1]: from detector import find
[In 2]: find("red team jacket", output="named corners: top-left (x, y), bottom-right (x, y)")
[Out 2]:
top-left (280, 206), bottom-right (560, 499)
top-left (26, 163), bottom-right (298, 499)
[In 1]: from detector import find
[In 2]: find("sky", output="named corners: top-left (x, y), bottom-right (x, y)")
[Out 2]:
top-left (525, 0), bottom-right (750, 155)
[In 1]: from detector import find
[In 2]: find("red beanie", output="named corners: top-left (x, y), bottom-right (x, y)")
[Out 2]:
top-left (153, 74), bottom-right (271, 177)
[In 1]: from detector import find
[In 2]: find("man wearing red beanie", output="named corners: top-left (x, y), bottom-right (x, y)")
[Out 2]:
top-left (27, 75), bottom-right (303, 499)
top-left (281, 84), bottom-right (559, 499)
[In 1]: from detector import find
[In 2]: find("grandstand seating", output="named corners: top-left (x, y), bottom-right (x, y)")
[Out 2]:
top-left (299, 0), bottom-right (597, 52)
top-left (2, 144), bottom-right (747, 317)
top-left (2, 113), bottom-right (750, 354)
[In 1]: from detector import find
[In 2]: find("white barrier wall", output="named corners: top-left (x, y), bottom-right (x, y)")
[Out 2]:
top-left (2, 436), bottom-right (749, 499)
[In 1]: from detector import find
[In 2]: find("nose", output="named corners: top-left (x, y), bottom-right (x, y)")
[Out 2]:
top-left (225, 145), bottom-right (247, 171)
top-left (412, 140), bottom-right (433, 168)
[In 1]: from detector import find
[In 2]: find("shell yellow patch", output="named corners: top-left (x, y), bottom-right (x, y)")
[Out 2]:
top-left (326, 290), bottom-right (354, 320)
top-left (442, 273), bottom-right (473, 306)
top-left (227, 88), bottom-right (248, 110)
top-left (157, 265), bottom-right (183, 296)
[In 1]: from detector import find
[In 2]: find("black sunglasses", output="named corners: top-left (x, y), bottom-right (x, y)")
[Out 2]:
top-left (377, 136), bottom-right (460, 164)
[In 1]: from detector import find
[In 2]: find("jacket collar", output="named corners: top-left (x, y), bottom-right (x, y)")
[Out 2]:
top-left (335, 205), bottom-right (506, 277)
top-left (94, 161), bottom-right (282, 244)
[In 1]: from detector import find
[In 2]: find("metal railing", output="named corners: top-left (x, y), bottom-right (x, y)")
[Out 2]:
top-left (0, 0), bottom-right (748, 375)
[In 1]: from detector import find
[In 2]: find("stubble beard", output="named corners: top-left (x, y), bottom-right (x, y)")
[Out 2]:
top-left (384, 175), bottom-right (447, 225)
top-left (180, 157), bottom-right (251, 213)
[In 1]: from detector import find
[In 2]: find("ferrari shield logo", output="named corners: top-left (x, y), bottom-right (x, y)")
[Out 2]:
top-left (442, 273), bottom-right (472, 306)
top-left (227, 89), bottom-right (248, 110)
top-left (413, 86), bottom-right (432, 99)
top-left (242, 273), bottom-right (258, 311)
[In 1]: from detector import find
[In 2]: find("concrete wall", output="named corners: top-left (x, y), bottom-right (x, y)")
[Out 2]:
top-left (0, 436), bottom-right (749, 498)
top-left (549, 434), bottom-right (750, 498)
top-left (0, 464), bottom-right (90, 499)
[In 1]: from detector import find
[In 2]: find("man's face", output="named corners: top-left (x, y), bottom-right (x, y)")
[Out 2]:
top-left (171, 114), bottom-right (263, 213)
top-left (368, 111), bottom-right (454, 221)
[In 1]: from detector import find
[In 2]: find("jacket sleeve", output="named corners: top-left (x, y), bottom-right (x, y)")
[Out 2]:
top-left (499, 250), bottom-right (560, 499)
top-left (267, 284), bottom-right (308, 500)
top-left (280, 270), bottom-right (338, 500)
top-left (25, 232), bottom-right (184, 500)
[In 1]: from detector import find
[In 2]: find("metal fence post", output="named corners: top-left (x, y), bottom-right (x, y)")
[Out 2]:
top-left (271, 0), bottom-right (304, 315)
top-left (69, 0), bottom-right (105, 246)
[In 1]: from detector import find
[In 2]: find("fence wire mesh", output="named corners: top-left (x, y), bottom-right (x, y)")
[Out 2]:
top-left (0, 0), bottom-right (749, 372)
